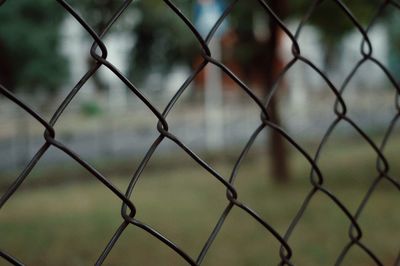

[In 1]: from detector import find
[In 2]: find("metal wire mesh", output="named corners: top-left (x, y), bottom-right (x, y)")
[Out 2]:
top-left (1, 0), bottom-right (399, 265)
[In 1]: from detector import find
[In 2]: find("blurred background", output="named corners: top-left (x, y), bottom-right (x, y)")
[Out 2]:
top-left (0, 0), bottom-right (399, 265)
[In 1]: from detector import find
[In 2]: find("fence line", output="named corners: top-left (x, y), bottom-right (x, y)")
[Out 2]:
top-left (1, 0), bottom-right (399, 265)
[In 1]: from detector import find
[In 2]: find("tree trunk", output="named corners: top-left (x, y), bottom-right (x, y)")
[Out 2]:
top-left (264, 0), bottom-right (290, 183)
top-left (87, 56), bottom-right (108, 93)
top-left (0, 42), bottom-right (15, 90)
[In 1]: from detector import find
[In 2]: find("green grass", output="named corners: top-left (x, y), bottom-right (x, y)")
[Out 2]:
top-left (1, 135), bottom-right (399, 266)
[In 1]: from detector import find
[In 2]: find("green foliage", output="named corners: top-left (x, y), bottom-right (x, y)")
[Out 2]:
top-left (0, 0), bottom-right (69, 92)
top-left (292, 0), bottom-right (383, 43)
top-left (69, 0), bottom-right (137, 92)
top-left (70, 0), bottom-right (127, 34)
top-left (128, 0), bottom-right (198, 83)
top-left (0, 0), bottom-right (392, 92)
top-left (80, 100), bottom-right (103, 117)
top-left (128, 0), bottom-right (390, 78)
top-left (289, 0), bottom-right (385, 66)
top-left (387, 12), bottom-right (400, 76)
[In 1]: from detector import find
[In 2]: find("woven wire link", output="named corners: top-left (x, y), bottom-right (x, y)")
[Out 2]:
top-left (1, 0), bottom-right (399, 265)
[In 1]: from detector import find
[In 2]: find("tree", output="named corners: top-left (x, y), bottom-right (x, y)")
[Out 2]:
top-left (128, 0), bottom-right (197, 84)
top-left (125, 0), bottom-right (390, 183)
top-left (71, 0), bottom-right (137, 93)
top-left (125, 0), bottom-right (292, 181)
top-left (223, 0), bottom-right (290, 182)
top-left (387, 12), bottom-right (400, 80)
top-left (0, 0), bottom-right (68, 93)
top-left (226, 0), bottom-right (386, 182)
top-left (292, 0), bottom-right (383, 69)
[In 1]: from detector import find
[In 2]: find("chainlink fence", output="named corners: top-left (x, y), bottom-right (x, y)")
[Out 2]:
top-left (1, 0), bottom-right (400, 265)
